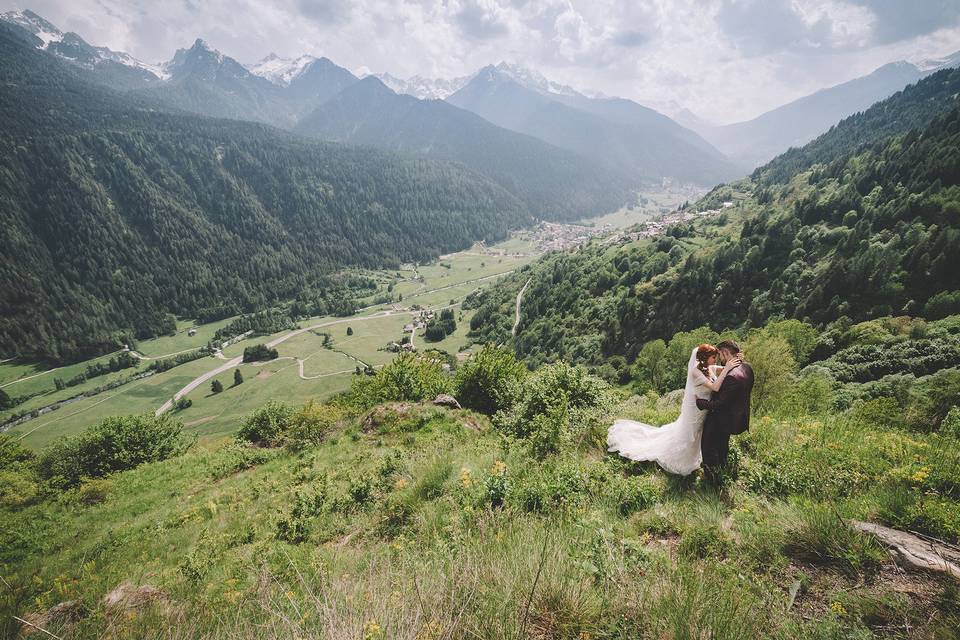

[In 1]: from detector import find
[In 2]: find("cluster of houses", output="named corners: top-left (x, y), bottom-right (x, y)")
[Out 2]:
top-left (384, 308), bottom-right (439, 353)
top-left (530, 221), bottom-right (617, 252)
top-left (611, 201), bottom-right (735, 243)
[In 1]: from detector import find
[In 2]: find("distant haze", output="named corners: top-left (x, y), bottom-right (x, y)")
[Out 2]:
top-left (1, 0), bottom-right (958, 124)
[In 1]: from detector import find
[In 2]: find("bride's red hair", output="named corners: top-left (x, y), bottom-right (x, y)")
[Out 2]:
top-left (696, 343), bottom-right (719, 375)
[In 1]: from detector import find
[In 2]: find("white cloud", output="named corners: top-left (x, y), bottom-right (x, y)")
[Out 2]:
top-left (2, 0), bottom-right (959, 122)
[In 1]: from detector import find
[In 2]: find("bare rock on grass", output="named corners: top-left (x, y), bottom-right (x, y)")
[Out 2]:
top-left (432, 394), bottom-right (462, 409)
top-left (19, 600), bottom-right (85, 636)
top-left (851, 520), bottom-right (960, 579)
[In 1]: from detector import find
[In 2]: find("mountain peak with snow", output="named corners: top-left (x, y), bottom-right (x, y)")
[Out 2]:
top-left (248, 53), bottom-right (319, 86)
top-left (0, 9), bottom-right (168, 80)
top-left (490, 62), bottom-right (584, 98)
top-left (1, 8), bottom-right (63, 47)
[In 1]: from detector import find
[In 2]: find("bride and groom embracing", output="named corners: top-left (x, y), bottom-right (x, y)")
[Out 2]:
top-left (607, 340), bottom-right (754, 483)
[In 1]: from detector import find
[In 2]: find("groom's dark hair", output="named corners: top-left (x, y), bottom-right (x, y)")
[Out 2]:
top-left (716, 340), bottom-right (741, 354)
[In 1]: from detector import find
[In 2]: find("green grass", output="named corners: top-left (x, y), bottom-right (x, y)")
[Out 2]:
top-left (133, 317), bottom-right (236, 357)
top-left (4, 395), bottom-right (958, 639)
top-left (5, 358), bottom-right (220, 449)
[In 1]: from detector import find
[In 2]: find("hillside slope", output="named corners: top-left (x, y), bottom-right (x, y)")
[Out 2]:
top-left (466, 67), bottom-right (960, 371)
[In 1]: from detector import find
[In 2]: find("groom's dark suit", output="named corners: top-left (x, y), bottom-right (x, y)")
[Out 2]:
top-left (696, 362), bottom-right (754, 472)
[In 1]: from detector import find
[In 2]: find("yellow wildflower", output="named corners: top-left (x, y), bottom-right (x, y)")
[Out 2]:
top-left (459, 467), bottom-right (472, 487)
top-left (490, 460), bottom-right (507, 475)
top-left (363, 620), bottom-right (383, 640)
top-left (830, 601), bottom-right (847, 617)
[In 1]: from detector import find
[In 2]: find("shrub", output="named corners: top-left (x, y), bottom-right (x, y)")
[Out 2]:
top-left (610, 474), bottom-right (664, 516)
top-left (508, 459), bottom-right (590, 513)
top-left (348, 352), bottom-right (449, 408)
top-left (209, 442), bottom-right (274, 480)
top-left (76, 477), bottom-right (112, 505)
top-left (453, 344), bottom-right (527, 415)
top-left (495, 362), bottom-right (609, 443)
top-left (276, 486), bottom-right (327, 543)
top-left (941, 406), bottom-right (960, 439)
top-left (237, 401), bottom-right (295, 446)
top-left (242, 343), bottom-right (279, 362)
top-left (37, 414), bottom-right (190, 488)
top-left (284, 401), bottom-right (347, 450)
top-left (211, 379), bottom-right (223, 394)
top-left (743, 332), bottom-right (796, 415)
top-left (0, 469), bottom-right (39, 509)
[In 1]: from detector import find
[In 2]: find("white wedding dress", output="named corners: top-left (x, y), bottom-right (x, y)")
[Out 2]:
top-left (607, 347), bottom-right (712, 475)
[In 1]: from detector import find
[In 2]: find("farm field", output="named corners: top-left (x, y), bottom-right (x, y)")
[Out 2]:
top-left (3, 237), bottom-right (536, 449)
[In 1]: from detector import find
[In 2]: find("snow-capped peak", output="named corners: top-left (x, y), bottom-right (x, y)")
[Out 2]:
top-left (248, 53), bottom-right (318, 86)
top-left (491, 61), bottom-right (583, 98)
top-left (1, 8), bottom-right (63, 47)
top-left (1, 9), bottom-right (168, 80)
top-left (370, 71), bottom-right (474, 100)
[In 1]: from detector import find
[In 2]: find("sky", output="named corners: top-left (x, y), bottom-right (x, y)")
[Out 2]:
top-left (3, 0), bottom-right (960, 124)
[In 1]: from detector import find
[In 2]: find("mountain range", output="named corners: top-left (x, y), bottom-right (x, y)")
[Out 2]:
top-left (0, 9), bottom-right (737, 189)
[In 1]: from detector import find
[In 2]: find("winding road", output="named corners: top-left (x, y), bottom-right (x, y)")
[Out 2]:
top-left (512, 278), bottom-right (532, 337)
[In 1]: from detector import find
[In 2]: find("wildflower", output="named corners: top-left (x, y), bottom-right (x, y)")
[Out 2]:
top-left (830, 601), bottom-right (847, 617)
top-left (459, 467), bottom-right (472, 487)
top-left (363, 620), bottom-right (383, 640)
top-left (463, 505), bottom-right (474, 513)
top-left (490, 460), bottom-right (507, 475)
top-left (393, 478), bottom-right (409, 491)
top-left (910, 467), bottom-right (930, 484)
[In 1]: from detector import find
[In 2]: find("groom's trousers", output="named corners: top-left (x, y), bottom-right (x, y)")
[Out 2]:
top-left (701, 424), bottom-right (730, 470)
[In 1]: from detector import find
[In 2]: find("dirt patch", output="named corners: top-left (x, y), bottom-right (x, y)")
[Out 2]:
top-left (102, 582), bottom-right (175, 617)
top-left (19, 600), bottom-right (85, 636)
top-left (256, 369), bottom-right (273, 380)
top-left (184, 415), bottom-right (216, 427)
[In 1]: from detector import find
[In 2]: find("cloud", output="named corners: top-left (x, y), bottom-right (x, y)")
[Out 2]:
top-left (454, 0), bottom-right (512, 40)
top-left (850, 0), bottom-right (960, 44)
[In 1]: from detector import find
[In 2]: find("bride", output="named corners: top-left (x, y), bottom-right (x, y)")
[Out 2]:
top-left (607, 344), bottom-right (740, 475)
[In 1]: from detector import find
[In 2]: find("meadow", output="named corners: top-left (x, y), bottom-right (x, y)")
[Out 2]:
top-left (1, 239), bottom-right (533, 449)
top-left (2, 339), bottom-right (958, 639)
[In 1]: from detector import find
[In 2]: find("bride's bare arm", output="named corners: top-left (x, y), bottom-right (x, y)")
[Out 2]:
top-left (699, 359), bottom-right (740, 393)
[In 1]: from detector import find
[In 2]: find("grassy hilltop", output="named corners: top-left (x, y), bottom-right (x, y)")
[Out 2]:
top-left (2, 332), bottom-right (959, 639)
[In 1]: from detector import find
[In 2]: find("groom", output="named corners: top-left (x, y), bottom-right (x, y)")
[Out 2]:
top-left (696, 340), bottom-right (754, 482)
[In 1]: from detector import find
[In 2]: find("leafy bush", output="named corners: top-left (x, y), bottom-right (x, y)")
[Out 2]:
top-left (508, 459), bottom-right (591, 513)
top-left (284, 401), bottom-right (347, 450)
top-left (453, 344), bottom-right (527, 415)
top-left (243, 343), bottom-right (279, 362)
top-left (209, 442), bottom-right (274, 480)
top-left (742, 332), bottom-right (796, 415)
top-left (609, 474), bottom-right (664, 516)
top-left (495, 362), bottom-right (609, 443)
top-left (37, 414), bottom-right (190, 488)
top-left (348, 352), bottom-right (450, 408)
top-left (237, 401), bottom-right (295, 446)
top-left (0, 469), bottom-right (39, 509)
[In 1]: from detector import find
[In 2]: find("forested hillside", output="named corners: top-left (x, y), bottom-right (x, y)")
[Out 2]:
top-left (0, 28), bottom-right (530, 363)
top-left (467, 66), bottom-right (960, 376)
